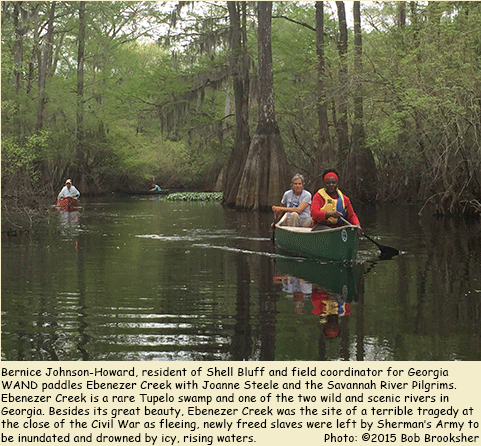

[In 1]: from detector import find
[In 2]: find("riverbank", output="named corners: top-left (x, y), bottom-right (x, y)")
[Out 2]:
top-left (1, 194), bottom-right (53, 236)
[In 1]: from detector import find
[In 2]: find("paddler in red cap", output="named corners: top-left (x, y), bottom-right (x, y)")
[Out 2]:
top-left (310, 168), bottom-right (362, 232)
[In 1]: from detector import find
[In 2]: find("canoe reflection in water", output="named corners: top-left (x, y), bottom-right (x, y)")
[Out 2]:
top-left (57, 209), bottom-right (81, 243)
top-left (274, 256), bottom-right (363, 338)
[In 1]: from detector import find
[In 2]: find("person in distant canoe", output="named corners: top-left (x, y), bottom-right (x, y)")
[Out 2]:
top-left (150, 184), bottom-right (162, 192)
top-left (311, 169), bottom-right (362, 233)
top-left (272, 174), bottom-right (313, 227)
top-left (57, 179), bottom-right (80, 203)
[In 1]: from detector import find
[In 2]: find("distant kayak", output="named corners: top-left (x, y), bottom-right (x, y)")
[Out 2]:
top-left (57, 197), bottom-right (81, 210)
top-left (117, 189), bottom-right (170, 196)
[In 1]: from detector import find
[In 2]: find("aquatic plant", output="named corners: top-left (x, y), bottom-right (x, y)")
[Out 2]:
top-left (163, 192), bottom-right (223, 202)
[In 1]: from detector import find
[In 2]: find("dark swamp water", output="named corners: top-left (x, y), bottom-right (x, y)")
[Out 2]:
top-left (2, 196), bottom-right (481, 361)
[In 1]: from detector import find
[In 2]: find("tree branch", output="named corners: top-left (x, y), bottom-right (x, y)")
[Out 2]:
top-left (272, 14), bottom-right (316, 32)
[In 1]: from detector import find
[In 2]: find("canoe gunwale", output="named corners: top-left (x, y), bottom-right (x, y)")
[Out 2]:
top-left (274, 214), bottom-right (359, 234)
top-left (56, 197), bottom-right (81, 210)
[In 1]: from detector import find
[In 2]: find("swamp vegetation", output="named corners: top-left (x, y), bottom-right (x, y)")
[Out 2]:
top-left (2, 2), bottom-right (481, 233)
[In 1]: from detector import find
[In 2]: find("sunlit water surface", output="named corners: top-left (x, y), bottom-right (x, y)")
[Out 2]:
top-left (2, 197), bottom-right (481, 361)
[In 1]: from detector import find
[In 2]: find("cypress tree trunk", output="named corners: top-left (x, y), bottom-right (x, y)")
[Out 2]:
top-left (314, 1), bottom-right (336, 189)
top-left (335, 1), bottom-right (349, 159)
top-left (234, 2), bottom-right (288, 210)
top-left (37, 2), bottom-right (56, 132)
top-left (76, 1), bottom-right (86, 190)
top-left (12, 3), bottom-right (24, 96)
top-left (343, 1), bottom-right (377, 201)
top-left (223, 2), bottom-right (251, 206)
top-left (12, 2), bottom-right (26, 137)
top-left (397, 1), bottom-right (406, 27)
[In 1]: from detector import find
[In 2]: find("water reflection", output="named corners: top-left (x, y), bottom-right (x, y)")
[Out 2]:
top-left (2, 199), bottom-right (481, 361)
top-left (275, 257), bottom-right (363, 301)
top-left (58, 209), bottom-right (80, 235)
top-left (273, 273), bottom-right (312, 314)
top-left (273, 256), bottom-right (365, 360)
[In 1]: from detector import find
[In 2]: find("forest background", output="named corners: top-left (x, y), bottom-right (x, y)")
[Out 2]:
top-left (2, 1), bottom-right (481, 231)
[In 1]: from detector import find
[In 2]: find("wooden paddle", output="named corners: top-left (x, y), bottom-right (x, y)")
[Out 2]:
top-left (340, 216), bottom-right (399, 258)
top-left (271, 212), bottom-right (284, 241)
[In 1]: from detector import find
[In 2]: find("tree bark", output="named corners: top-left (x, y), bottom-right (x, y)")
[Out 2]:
top-left (235, 2), bottom-right (288, 210)
top-left (37, 2), bottom-right (56, 132)
top-left (76, 1), bottom-right (86, 189)
top-left (314, 2), bottom-right (336, 188)
top-left (335, 1), bottom-right (349, 159)
top-left (223, 2), bottom-right (251, 206)
top-left (12, 2), bottom-right (25, 96)
top-left (343, 1), bottom-right (377, 201)
top-left (397, 2), bottom-right (406, 27)
top-left (11, 2), bottom-right (29, 137)
top-left (351, 1), bottom-right (365, 157)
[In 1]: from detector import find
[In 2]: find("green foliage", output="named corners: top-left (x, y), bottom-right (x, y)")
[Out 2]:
top-left (163, 192), bottom-right (223, 202)
top-left (99, 117), bottom-right (216, 188)
top-left (271, 3), bottom-right (340, 176)
top-left (2, 1), bottom-right (480, 214)
top-left (1, 131), bottom-right (50, 184)
top-left (361, 1), bottom-right (481, 207)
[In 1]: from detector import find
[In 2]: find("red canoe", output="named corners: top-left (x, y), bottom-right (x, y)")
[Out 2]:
top-left (56, 197), bottom-right (81, 211)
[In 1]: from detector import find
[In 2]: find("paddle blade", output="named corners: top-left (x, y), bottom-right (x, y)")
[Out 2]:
top-left (363, 233), bottom-right (399, 259)
top-left (378, 245), bottom-right (400, 259)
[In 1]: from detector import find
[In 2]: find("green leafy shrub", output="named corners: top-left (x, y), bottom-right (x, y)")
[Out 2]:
top-left (163, 192), bottom-right (223, 202)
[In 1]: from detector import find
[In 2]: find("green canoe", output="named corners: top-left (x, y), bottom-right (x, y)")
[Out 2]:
top-left (274, 214), bottom-right (359, 261)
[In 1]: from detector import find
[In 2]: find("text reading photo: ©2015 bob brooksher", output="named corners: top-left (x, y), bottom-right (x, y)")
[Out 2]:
top-left (3, 365), bottom-right (451, 379)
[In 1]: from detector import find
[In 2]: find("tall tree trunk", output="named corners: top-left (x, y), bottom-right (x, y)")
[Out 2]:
top-left (12, 2), bottom-right (24, 96)
top-left (76, 1), bottom-right (86, 190)
top-left (335, 1), bottom-right (349, 159)
top-left (314, 1), bottom-right (336, 189)
top-left (351, 1), bottom-right (365, 159)
top-left (397, 2), bottom-right (406, 27)
top-left (235, 2), bottom-right (288, 210)
top-left (28, 4), bottom-right (41, 95)
top-left (223, 2), bottom-right (251, 206)
top-left (343, 1), bottom-right (377, 201)
top-left (12, 2), bottom-right (27, 137)
top-left (37, 2), bottom-right (56, 132)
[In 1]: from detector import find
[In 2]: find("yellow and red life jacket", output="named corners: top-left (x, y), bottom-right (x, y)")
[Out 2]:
top-left (317, 188), bottom-right (347, 225)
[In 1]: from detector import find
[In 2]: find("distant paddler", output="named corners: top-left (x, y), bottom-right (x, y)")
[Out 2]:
top-left (57, 179), bottom-right (80, 207)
